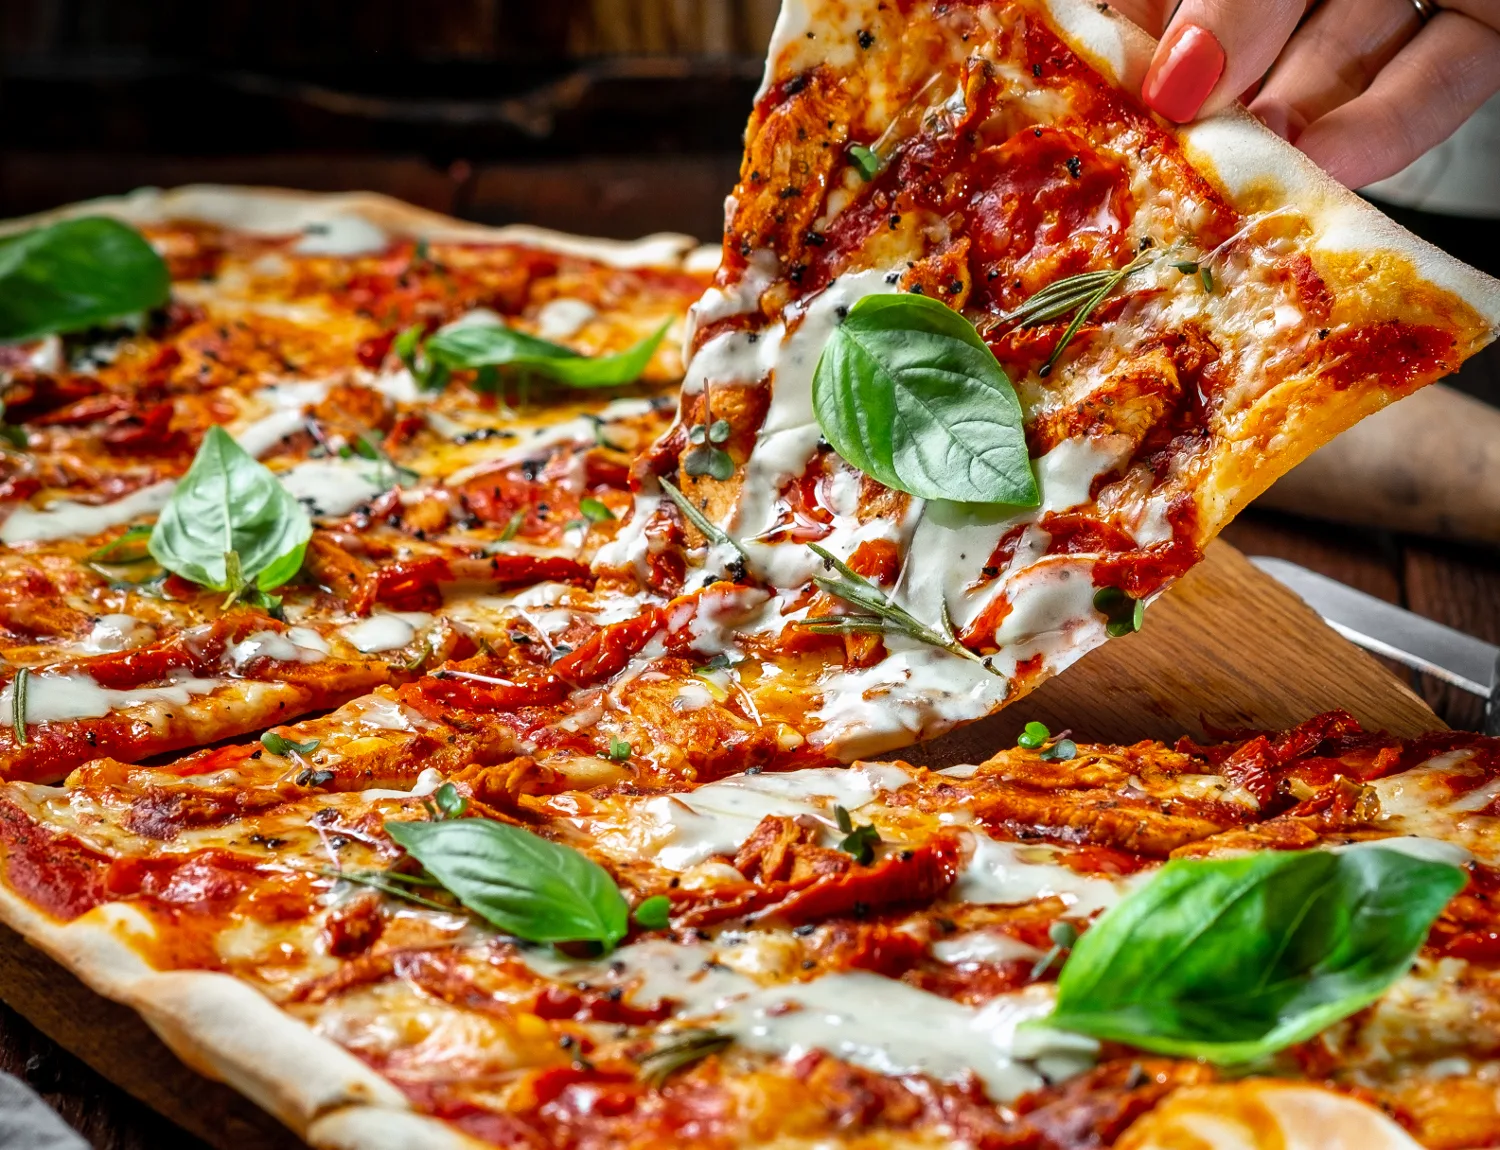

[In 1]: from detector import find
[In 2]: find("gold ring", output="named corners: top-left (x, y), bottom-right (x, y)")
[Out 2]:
top-left (1411, 0), bottom-right (1439, 20)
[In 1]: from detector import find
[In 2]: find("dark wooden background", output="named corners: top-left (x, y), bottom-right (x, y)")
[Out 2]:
top-left (2, 1), bottom-right (1499, 1144)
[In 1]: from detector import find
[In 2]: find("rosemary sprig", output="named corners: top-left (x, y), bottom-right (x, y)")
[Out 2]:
top-left (636, 1028), bottom-right (734, 1087)
top-left (11, 667), bottom-right (29, 747)
top-left (316, 866), bottom-right (455, 912)
top-left (804, 544), bottom-right (999, 675)
top-left (659, 477), bottom-right (749, 563)
top-left (990, 250), bottom-right (1157, 378)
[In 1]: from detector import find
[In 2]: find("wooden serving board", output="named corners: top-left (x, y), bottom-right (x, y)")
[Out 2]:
top-left (0, 540), bottom-right (1442, 1150)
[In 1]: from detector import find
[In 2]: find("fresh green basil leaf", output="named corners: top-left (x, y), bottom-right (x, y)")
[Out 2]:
top-left (579, 496), bottom-right (615, 523)
top-left (386, 816), bottom-right (630, 949)
top-left (848, 143), bottom-right (882, 180)
top-left (632, 894), bottom-right (672, 930)
top-left (261, 732), bottom-right (320, 757)
top-left (424, 319), bottom-right (669, 389)
top-left (0, 403), bottom-right (27, 451)
top-left (0, 217), bottom-right (170, 342)
top-left (1044, 847), bottom-right (1466, 1063)
top-left (148, 426), bottom-right (312, 595)
top-left (433, 781), bottom-right (468, 819)
top-left (812, 294), bottom-right (1038, 505)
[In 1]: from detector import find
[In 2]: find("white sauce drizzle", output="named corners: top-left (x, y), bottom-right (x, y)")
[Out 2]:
top-left (340, 613), bottom-right (431, 654)
top-left (522, 938), bottom-right (1096, 1102)
top-left (227, 628), bottom-right (330, 667)
top-left (0, 480), bottom-right (176, 545)
top-left (74, 614), bottom-right (157, 655)
top-left (274, 459), bottom-right (387, 518)
top-left (0, 672), bottom-right (223, 723)
top-left (534, 298), bottom-right (598, 340)
top-left (640, 764), bottom-right (913, 871)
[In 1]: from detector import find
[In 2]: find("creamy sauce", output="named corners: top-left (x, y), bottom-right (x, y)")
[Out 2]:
top-left (74, 614), bottom-right (157, 655)
top-left (227, 628), bottom-right (330, 667)
top-left (808, 637), bottom-right (1009, 759)
top-left (954, 834), bottom-right (1150, 916)
top-left (340, 613), bottom-right (431, 654)
top-left (274, 459), bottom-right (388, 518)
top-left (1, 672), bottom-right (224, 724)
top-left (523, 937), bottom-right (1096, 1102)
top-left (0, 480), bottom-right (176, 545)
top-left (639, 763), bottom-right (912, 870)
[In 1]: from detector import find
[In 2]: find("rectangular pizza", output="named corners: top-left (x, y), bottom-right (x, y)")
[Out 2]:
top-left (0, 0), bottom-right (1499, 1147)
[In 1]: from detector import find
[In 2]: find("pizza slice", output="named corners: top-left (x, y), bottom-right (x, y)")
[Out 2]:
top-left (589, 0), bottom-right (1500, 760)
top-left (0, 712), bottom-right (1497, 1147)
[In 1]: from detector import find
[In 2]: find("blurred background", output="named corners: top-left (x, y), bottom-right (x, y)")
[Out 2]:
top-left (0, 0), bottom-right (780, 240)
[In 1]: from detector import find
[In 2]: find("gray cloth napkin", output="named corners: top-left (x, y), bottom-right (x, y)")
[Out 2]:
top-left (0, 1071), bottom-right (88, 1149)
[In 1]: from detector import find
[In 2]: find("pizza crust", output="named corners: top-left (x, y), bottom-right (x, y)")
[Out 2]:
top-left (0, 881), bottom-right (418, 1142)
top-left (0, 184), bottom-right (721, 271)
top-left (1036, 0), bottom-right (1500, 328)
top-left (306, 1107), bottom-right (491, 1150)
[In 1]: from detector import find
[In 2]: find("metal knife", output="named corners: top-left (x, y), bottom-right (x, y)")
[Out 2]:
top-left (1250, 555), bottom-right (1500, 736)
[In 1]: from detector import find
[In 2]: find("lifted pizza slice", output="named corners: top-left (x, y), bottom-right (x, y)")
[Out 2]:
top-left (594, 0), bottom-right (1500, 759)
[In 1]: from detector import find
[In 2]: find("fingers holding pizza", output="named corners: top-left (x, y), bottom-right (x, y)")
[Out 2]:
top-left (1124, 0), bottom-right (1500, 188)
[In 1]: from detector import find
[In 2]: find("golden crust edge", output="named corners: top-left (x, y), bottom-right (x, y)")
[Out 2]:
top-left (1035, 0), bottom-right (1500, 329)
top-left (0, 877), bottom-right (461, 1145)
top-left (0, 184), bottom-right (723, 273)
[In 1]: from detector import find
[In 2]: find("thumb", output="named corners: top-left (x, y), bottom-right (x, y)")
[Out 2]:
top-left (1142, 0), bottom-right (1306, 122)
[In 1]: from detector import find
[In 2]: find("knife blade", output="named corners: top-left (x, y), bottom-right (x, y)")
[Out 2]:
top-left (1250, 557), bottom-right (1500, 733)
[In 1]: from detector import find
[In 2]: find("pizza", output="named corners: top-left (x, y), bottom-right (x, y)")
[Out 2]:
top-left (3, 708), bottom-right (1500, 1149)
top-left (0, 187), bottom-right (711, 783)
top-left (596, 0), bottom-right (1500, 761)
top-left (2, 0), bottom-right (1500, 1146)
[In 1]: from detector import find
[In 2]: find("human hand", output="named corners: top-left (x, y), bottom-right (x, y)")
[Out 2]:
top-left (1110, 0), bottom-right (1500, 188)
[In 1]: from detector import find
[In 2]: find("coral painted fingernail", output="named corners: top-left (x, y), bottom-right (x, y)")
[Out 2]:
top-left (1142, 23), bottom-right (1226, 123)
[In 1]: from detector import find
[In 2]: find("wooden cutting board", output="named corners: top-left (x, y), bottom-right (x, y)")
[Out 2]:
top-left (0, 540), bottom-right (1442, 1150)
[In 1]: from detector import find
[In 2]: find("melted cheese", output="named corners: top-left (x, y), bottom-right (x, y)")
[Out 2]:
top-left (0, 480), bottom-right (176, 545)
top-left (340, 613), bottom-right (431, 654)
top-left (524, 937), bottom-right (1096, 1102)
top-left (955, 834), bottom-right (1149, 916)
top-left (74, 614), bottom-right (157, 655)
top-left (1, 672), bottom-right (224, 723)
top-left (639, 763), bottom-right (912, 870)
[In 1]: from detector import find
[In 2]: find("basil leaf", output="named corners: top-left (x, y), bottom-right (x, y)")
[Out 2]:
top-left (1044, 847), bottom-right (1466, 1063)
top-left (848, 143), bottom-right (882, 180)
top-left (632, 894), bottom-right (672, 930)
top-left (386, 817), bottom-right (629, 949)
top-left (261, 732), bottom-right (320, 757)
top-left (148, 427), bottom-right (312, 595)
top-left (0, 217), bottom-right (170, 342)
top-left (812, 294), bottom-right (1038, 505)
top-left (424, 319), bottom-right (669, 389)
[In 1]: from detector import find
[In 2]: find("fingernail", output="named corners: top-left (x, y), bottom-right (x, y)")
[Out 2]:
top-left (1142, 23), bottom-right (1226, 123)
